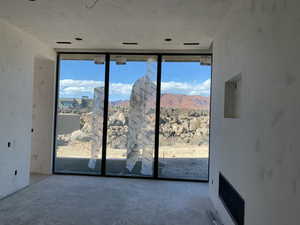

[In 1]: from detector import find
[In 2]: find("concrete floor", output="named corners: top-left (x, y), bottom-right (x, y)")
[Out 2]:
top-left (30, 173), bottom-right (49, 185)
top-left (0, 175), bottom-right (214, 225)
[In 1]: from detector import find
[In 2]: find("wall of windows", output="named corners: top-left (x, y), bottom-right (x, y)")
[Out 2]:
top-left (54, 53), bottom-right (211, 181)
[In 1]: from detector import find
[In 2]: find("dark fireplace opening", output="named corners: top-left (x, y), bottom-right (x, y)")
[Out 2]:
top-left (219, 173), bottom-right (245, 225)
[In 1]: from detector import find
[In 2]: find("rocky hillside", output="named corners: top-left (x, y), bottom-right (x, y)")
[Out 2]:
top-left (106, 106), bottom-right (209, 149)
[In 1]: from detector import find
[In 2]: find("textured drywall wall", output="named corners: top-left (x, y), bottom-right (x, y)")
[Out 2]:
top-left (30, 56), bottom-right (55, 174)
top-left (209, 0), bottom-right (300, 224)
top-left (0, 19), bottom-right (55, 198)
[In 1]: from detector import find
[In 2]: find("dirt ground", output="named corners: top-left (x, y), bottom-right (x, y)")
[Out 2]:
top-left (57, 143), bottom-right (209, 159)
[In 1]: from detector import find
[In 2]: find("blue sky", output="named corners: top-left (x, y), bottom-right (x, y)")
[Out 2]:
top-left (59, 59), bottom-right (211, 101)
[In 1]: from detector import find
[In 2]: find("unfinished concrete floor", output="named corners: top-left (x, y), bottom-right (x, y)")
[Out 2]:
top-left (0, 175), bottom-right (214, 225)
top-left (30, 173), bottom-right (49, 185)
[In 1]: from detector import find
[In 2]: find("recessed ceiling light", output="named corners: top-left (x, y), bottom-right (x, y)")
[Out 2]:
top-left (183, 42), bottom-right (200, 46)
top-left (56, 41), bottom-right (72, 44)
top-left (75, 37), bottom-right (83, 41)
top-left (164, 38), bottom-right (172, 42)
top-left (122, 42), bottom-right (138, 45)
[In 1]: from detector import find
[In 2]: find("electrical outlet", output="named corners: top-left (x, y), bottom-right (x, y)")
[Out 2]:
top-left (8, 140), bottom-right (16, 149)
top-left (8, 140), bottom-right (16, 150)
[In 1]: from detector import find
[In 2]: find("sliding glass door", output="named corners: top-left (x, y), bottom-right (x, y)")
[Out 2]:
top-left (54, 54), bottom-right (105, 174)
top-left (106, 55), bottom-right (157, 177)
top-left (54, 53), bottom-right (211, 181)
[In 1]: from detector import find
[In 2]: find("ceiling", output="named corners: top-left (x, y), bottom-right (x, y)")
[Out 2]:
top-left (0, 0), bottom-right (232, 51)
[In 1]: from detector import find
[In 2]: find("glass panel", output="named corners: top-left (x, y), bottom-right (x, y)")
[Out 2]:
top-left (55, 54), bottom-right (105, 174)
top-left (158, 55), bottom-right (211, 180)
top-left (106, 55), bottom-right (157, 177)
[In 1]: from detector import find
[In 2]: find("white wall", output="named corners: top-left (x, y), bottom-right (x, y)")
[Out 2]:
top-left (0, 19), bottom-right (55, 199)
top-left (30, 56), bottom-right (56, 174)
top-left (209, 0), bottom-right (300, 224)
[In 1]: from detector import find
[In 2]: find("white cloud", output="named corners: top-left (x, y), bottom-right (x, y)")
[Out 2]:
top-left (109, 83), bottom-right (132, 96)
top-left (59, 79), bottom-right (210, 98)
top-left (161, 79), bottom-right (210, 96)
top-left (60, 79), bottom-right (103, 97)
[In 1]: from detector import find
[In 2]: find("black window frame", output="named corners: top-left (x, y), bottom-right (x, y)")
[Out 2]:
top-left (53, 52), bottom-right (212, 182)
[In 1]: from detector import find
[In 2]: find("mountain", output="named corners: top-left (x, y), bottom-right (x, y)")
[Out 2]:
top-left (160, 93), bottom-right (210, 110)
top-left (111, 93), bottom-right (210, 110)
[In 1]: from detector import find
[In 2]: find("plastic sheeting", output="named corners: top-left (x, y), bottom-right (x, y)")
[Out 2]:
top-left (88, 87), bottom-right (104, 169)
top-left (126, 59), bottom-right (156, 175)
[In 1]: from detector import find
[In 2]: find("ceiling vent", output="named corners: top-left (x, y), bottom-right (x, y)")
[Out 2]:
top-left (122, 42), bottom-right (138, 45)
top-left (183, 42), bottom-right (200, 46)
top-left (56, 41), bottom-right (72, 45)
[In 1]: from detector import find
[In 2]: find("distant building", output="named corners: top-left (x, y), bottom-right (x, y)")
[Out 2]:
top-left (59, 97), bottom-right (92, 110)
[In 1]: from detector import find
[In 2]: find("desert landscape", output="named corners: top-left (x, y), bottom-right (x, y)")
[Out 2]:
top-left (56, 93), bottom-right (210, 179)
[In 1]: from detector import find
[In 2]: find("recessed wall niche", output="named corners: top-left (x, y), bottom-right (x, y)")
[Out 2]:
top-left (224, 73), bottom-right (241, 118)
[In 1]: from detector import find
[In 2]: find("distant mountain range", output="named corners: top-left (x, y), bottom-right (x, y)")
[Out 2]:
top-left (111, 93), bottom-right (210, 110)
